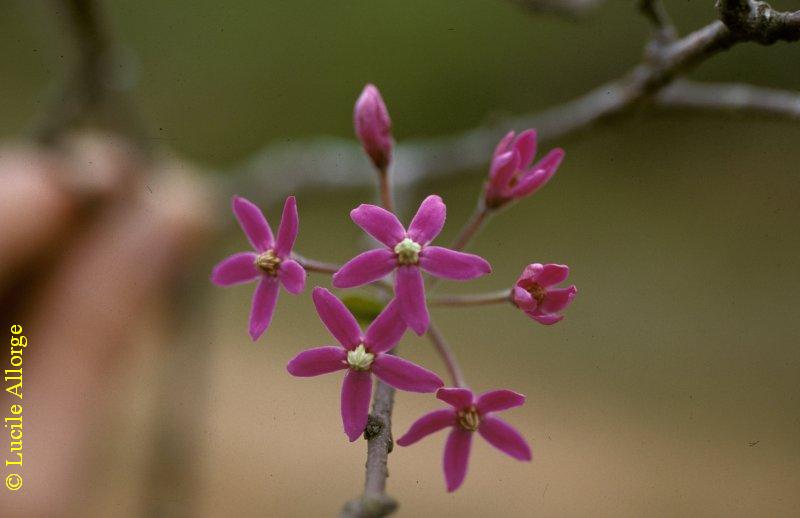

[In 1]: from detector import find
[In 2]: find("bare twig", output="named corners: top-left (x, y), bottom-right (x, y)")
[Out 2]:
top-left (429, 289), bottom-right (512, 308)
top-left (656, 80), bottom-right (800, 118)
top-left (33, 0), bottom-right (148, 149)
top-left (233, 4), bottom-right (800, 206)
top-left (291, 253), bottom-right (341, 275)
top-left (341, 380), bottom-right (398, 518)
top-left (640, 0), bottom-right (678, 45)
top-left (508, 0), bottom-right (607, 18)
top-left (717, 0), bottom-right (800, 44)
top-left (378, 168), bottom-right (395, 213)
top-left (451, 205), bottom-right (492, 252)
top-left (426, 321), bottom-right (468, 388)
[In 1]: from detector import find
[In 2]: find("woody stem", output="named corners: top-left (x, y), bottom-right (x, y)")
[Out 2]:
top-left (426, 321), bottom-right (467, 388)
top-left (451, 204), bottom-right (491, 251)
top-left (378, 167), bottom-right (394, 213)
top-left (428, 289), bottom-right (512, 307)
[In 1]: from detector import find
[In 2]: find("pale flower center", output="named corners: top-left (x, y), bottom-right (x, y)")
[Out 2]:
top-left (457, 406), bottom-right (481, 432)
top-left (347, 344), bottom-right (375, 371)
top-left (255, 250), bottom-right (281, 276)
top-left (394, 238), bottom-right (421, 266)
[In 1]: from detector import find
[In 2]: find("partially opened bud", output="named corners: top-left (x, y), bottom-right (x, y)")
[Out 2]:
top-left (483, 128), bottom-right (565, 209)
top-left (354, 84), bottom-right (393, 172)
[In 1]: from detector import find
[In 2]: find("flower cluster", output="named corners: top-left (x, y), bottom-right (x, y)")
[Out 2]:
top-left (211, 84), bottom-right (577, 494)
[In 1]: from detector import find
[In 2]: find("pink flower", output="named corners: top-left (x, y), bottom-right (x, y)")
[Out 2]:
top-left (332, 195), bottom-right (491, 335)
top-left (211, 196), bottom-right (306, 340)
top-left (354, 84), bottom-right (393, 171)
top-left (512, 263), bottom-right (577, 325)
top-left (397, 387), bottom-right (532, 492)
top-left (287, 288), bottom-right (443, 441)
top-left (484, 129), bottom-right (565, 209)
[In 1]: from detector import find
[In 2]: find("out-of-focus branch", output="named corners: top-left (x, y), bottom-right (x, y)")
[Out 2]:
top-left (656, 80), bottom-right (800, 118)
top-left (508, 0), bottom-right (606, 18)
top-left (232, 1), bottom-right (800, 205)
top-left (33, 0), bottom-right (148, 150)
top-left (640, 0), bottom-right (678, 45)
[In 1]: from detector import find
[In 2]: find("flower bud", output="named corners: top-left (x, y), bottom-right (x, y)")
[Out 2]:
top-left (354, 84), bottom-right (393, 172)
top-left (483, 129), bottom-right (564, 209)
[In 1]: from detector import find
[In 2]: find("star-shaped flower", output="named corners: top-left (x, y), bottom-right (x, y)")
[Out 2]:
top-left (332, 195), bottom-right (491, 335)
top-left (397, 387), bottom-right (532, 492)
top-left (512, 263), bottom-right (577, 325)
top-left (287, 287), bottom-right (444, 441)
top-left (211, 196), bottom-right (306, 340)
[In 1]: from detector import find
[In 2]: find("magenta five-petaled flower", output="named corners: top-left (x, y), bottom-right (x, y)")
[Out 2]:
top-left (354, 84), bottom-right (393, 172)
top-left (512, 263), bottom-right (577, 325)
top-left (332, 195), bottom-right (491, 335)
top-left (484, 129), bottom-right (565, 209)
top-left (211, 196), bottom-right (306, 340)
top-left (287, 288), bottom-right (444, 441)
top-left (397, 387), bottom-right (532, 492)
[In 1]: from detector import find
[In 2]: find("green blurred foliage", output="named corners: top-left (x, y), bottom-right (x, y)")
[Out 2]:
top-left (2, 1), bottom-right (799, 165)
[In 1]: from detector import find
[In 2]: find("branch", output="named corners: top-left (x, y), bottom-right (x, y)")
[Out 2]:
top-left (426, 321), bottom-right (468, 388)
top-left (429, 289), bottom-right (512, 307)
top-left (341, 380), bottom-right (398, 518)
top-left (33, 0), bottom-right (149, 149)
top-left (717, 0), bottom-right (800, 44)
top-left (232, 4), bottom-right (800, 206)
top-left (507, 0), bottom-right (607, 18)
top-left (639, 0), bottom-right (678, 45)
top-left (656, 80), bottom-right (800, 118)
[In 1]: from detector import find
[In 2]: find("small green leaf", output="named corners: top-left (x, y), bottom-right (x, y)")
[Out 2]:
top-left (342, 294), bottom-right (386, 325)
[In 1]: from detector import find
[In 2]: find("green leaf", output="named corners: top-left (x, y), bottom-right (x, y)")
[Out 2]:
top-left (342, 294), bottom-right (386, 326)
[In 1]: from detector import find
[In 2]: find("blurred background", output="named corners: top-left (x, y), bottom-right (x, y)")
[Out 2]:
top-left (1, 0), bottom-right (799, 516)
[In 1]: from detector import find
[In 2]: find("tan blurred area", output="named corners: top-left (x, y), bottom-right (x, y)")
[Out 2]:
top-left (0, 134), bottom-right (214, 517)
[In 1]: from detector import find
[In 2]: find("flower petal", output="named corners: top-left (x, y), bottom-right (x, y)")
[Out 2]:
top-left (512, 286), bottom-right (536, 312)
top-left (278, 258), bottom-right (306, 294)
top-left (312, 287), bottom-right (362, 349)
top-left (407, 195), bottom-right (446, 244)
top-left (533, 146), bottom-right (565, 174)
top-left (395, 266), bottom-right (429, 335)
top-left (341, 369), bottom-right (373, 442)
top-left (364, 298), bottom-right (406, 354)
top-left (249, 277), bottom-right (280, 341)
top-left (492, 130), bottom-right (515, 158)
top-left (332, 249), bottom-right (396, 288)
top-left (530, 313), bottom-right (564, 325)
top-left (436, 387), bottom-right (474, 409)
top-left (274, 196), bottom-right (299, 257)
top-left (443, 428), bottom-right (473, 492)
top-left (211, 252), bottom-right (259, 286)
top-left (350, 204), bottom-right (405, 247)
top-left (541, 285), bottom-right (577, 314)
top-left (510, 148), bottom-right (564, 199)
top-left (508, 168), bottom-right (550, 199)
top-left (232, 196), bottom-right (273, 252)
top-left (478, 416), bottom-right (532, 461)
top-left (513, 129), bottom-right (537, 168)
top-left (476, 389), bottom-right (526, 414)
top-left (535, 264), bottom-right (570, 287)
top-left (396, 409), bottom-right (456, 447)
top-left (372, 354), bottom-right (443, 393)
top-left (488, 149), bottom-right (520, 190)
top-left (286, 346), bottom-right (348, 377)
top-left (419, 246), bottom-right (491, 280)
